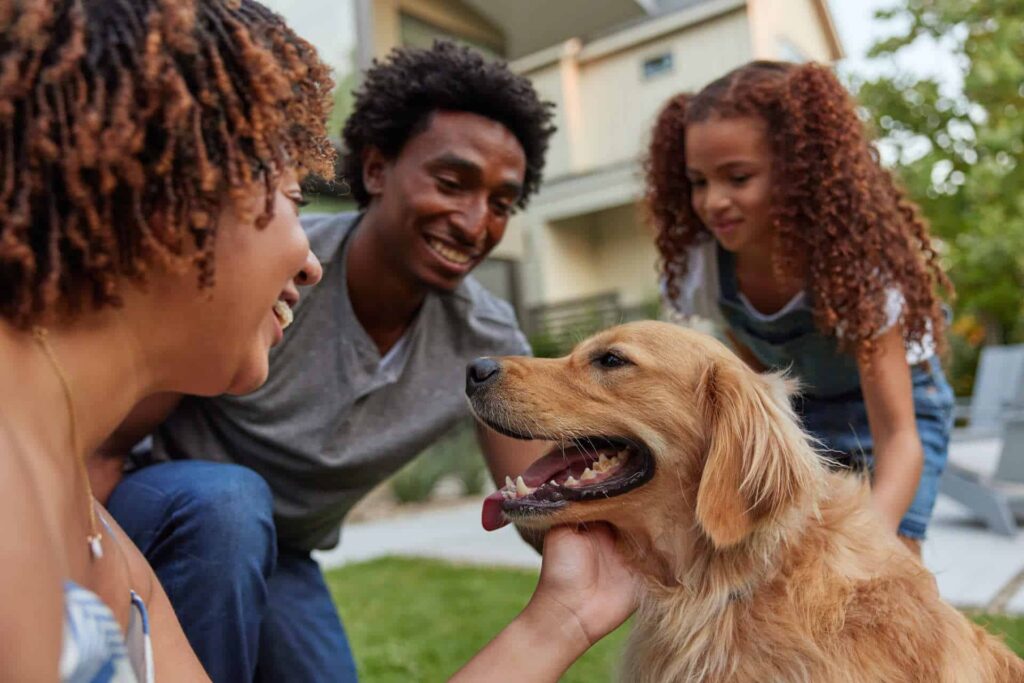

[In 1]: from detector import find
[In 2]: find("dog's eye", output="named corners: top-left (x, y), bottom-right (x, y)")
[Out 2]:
top-left (594, 351), bottom-right (629, 369)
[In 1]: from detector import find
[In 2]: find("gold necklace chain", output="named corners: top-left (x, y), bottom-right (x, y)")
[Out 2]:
top-left (32, 327), bottom-right (103, 561)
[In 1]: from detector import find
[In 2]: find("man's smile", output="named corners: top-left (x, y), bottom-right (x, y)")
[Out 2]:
top-left (425, 236), bottom-right (477, 266)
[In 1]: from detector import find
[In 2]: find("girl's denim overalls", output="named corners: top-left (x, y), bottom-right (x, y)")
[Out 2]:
top-left (716, 247), bottom-right (954, 539)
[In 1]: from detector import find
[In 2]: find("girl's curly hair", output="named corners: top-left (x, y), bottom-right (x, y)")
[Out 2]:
top-left (0, 0), bottom-right (335, 328)
top-left (646, 61), bottom-right (951, 357)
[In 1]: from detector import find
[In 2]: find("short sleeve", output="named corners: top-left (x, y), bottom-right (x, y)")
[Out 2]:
top-left (662, 238), bottom-right (727, 332)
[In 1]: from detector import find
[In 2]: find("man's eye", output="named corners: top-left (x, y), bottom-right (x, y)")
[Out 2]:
top-left (689, 178), bottom-right (706, 188)
top-left (437, 177), bottom-right (461, 192)
top-left (594, 351), bottom-right (629, 369)
top-left (491, 200), bottom-right (512, 217)
top-left (731, 175), bottom-right (751, 184)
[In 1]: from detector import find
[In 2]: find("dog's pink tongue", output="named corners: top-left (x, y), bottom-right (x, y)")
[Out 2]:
top-left (481, 491), bottom-right (510, 531)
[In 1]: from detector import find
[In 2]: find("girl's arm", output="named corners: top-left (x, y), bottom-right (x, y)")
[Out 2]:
top-left (857, 326), bottom-right (924, 535)
top-left (451, 524), bottom-right (638, 682)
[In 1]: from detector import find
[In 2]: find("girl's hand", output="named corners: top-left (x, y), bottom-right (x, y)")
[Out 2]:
top-left (528, 523), bottom-right (640, 645)
top-left (450, 523), bottom-right (638, 682)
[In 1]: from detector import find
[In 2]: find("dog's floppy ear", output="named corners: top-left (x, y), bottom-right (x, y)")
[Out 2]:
top-left (694, 360), bottom-right (814, 548)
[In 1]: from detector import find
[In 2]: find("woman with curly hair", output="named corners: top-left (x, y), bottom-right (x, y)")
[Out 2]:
top-left (646, 61), bottom-right (955, 554)
top-left (0, 5), bottom-right (636, 679)
top-left (0, 0), bottom-right (332, 678)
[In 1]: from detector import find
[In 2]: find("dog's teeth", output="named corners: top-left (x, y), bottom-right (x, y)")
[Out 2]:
top-left (565, 475), bottom-right (579, 486)
top-left (581, 467), bottom-right (596, 481)
top-left (515, 476), bottom-right (531, 497)
top-left (549, 480), bottom-right (557, 486)
top-left (598, 454), bottom-right (609, 466)
top-left (505, 476), bottom-right (514, 490)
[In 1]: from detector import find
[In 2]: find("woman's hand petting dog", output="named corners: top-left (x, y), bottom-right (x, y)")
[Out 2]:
top-left (451, 523), bottom-right (637, 682)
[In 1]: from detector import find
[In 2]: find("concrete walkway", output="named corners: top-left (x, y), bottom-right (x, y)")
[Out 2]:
top-left (316, 437), bottom-right (1024, 613)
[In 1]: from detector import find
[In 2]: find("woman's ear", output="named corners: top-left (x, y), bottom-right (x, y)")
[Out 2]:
top-left (694, 361), bottom-right (816, 548)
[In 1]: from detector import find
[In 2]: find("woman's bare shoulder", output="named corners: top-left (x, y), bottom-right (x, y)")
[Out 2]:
top-left (0, 423), bottom-right (65, 680)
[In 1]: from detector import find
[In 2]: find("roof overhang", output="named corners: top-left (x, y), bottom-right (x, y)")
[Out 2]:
top-left (460, 0), bottom-right (658, 58)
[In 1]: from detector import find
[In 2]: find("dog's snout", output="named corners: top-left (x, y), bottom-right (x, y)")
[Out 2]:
top-left (466, 357), bottom-right (501, 397)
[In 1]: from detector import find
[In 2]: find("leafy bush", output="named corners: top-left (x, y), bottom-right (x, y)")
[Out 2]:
top-left (389, 456), bottom-right (446, 504)
top-left (389, 420), bottom-right (488, 503)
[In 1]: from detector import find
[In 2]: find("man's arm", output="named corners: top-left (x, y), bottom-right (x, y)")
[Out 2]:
top-left (475, 422), bottom-right (552, 553)
top-left (88, 392), bottom-right (183, 504)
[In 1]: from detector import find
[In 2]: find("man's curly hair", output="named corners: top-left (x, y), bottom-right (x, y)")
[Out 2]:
top-left (646, 61), bottom-right (951, 357)
top-left (0, 0), bottom-right (335, 328)
top-left (341, 41), bottom-right (555, 210)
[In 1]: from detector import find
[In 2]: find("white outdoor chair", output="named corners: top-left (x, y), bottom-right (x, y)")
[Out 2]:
top-left (940, 344), bottom-right (1024, 536)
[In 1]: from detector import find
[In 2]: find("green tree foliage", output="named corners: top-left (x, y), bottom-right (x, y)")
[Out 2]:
top-left (328, 64), bottom-right (358, 139)
top-left (852, 0), bottom-right (1024, 345)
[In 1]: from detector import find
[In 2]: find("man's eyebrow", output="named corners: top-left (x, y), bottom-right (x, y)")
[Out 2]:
top-left (495, 179), bottom-right (524, 198)
top-left (428, 153), bottom-right (523, 197)
top-left (426, 153), bottom-right (481, 175)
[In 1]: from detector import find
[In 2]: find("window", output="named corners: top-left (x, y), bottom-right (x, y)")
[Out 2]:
top-left (642, 52), bottom-right (674, 80)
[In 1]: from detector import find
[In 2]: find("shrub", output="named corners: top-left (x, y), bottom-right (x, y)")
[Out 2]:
top-left (389, 420), bottom-right (489, 502)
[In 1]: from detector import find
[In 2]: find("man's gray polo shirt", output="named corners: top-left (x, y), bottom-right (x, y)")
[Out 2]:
top-left (153, 212), bottom-right (530, 552)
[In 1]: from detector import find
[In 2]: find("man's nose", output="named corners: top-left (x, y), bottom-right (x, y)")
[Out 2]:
top-left (466, 357), bottom-right (501, 397)
top-left (295, 249), bottom-right (323, 287)
top-left (452, 197), bottom-right (489, 245)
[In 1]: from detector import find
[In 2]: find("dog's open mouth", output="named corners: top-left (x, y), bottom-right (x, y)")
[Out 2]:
top-left (481, 436), bottom-right (654, 531)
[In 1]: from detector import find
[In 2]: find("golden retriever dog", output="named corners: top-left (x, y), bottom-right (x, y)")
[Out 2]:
top-left (466, 321), bottom-right (1023, 682)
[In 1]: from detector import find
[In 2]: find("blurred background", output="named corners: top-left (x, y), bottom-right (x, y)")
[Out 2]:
top-left (252, 3), bottom-right (1023, 677)
top-left (263, 0), bottom-right (1022, 382)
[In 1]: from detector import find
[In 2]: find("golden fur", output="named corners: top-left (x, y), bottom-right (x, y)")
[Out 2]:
top-left (472, 321), bottom-right (1023, 682)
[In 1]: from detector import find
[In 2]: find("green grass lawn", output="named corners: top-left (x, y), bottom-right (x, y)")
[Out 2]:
top-left (326, 557), bottom-right (1023, 682)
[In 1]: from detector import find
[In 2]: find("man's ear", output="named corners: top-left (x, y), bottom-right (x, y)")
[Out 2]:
top-left (694, 361), bottom-right (814, 549)
top-left (362, 146), bottom-right (388, 198)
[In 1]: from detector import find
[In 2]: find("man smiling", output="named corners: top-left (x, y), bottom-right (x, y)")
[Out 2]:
top-left (98, 41), bottom-right (555, 682)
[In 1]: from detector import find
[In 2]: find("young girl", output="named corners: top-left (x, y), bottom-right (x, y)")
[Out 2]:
top-left (646, 61), bottom-right (955, 554)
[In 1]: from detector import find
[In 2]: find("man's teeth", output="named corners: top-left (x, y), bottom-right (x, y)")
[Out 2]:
top-left (273, 300), bottom-right (294, 329)
top-left (499, 451), bottom-right (629, 499)
top-left (427, 237), bottom-right (472, 265)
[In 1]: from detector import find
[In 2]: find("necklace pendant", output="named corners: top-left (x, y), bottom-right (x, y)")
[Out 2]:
top-left (88, 534), bottom-right (104, 561)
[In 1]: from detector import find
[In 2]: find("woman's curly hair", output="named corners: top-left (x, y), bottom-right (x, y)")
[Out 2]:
top-left (341, 40), bottom-right (555, 210)
top-left (0, 0), bottom-right (335, 328)
top-left (646, 61), bottom-right (951, 357)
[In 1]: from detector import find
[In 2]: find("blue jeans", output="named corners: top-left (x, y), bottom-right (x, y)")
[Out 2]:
top-left (107, 461), bottom-right (359, 683)
top-left (796, 361), bottom-right (956, 539)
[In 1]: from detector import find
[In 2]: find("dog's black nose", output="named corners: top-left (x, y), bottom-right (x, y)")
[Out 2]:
top-left (466, 358), bottom-right (501, 397)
